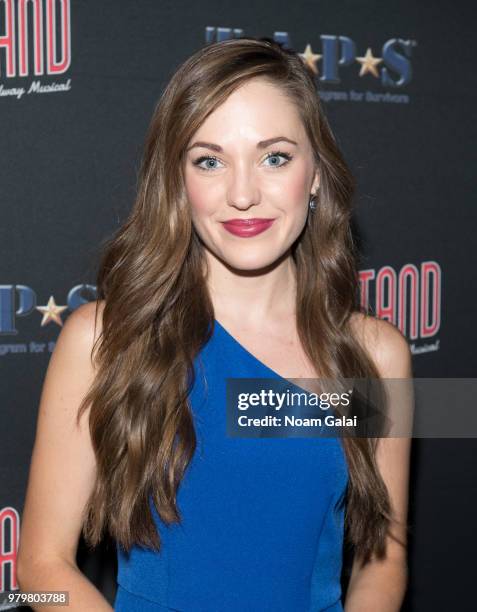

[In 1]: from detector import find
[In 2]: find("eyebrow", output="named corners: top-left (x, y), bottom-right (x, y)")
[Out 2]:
top-left (185, 136), bottom-right (298, 153)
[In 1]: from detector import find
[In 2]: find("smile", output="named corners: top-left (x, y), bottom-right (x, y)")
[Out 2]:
top-left (221, 218), bottom-right (276, 237)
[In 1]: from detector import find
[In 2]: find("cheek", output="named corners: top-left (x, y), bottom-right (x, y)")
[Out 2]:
top-left (185, 173), bottom-right (218, 220)
top-left (277, 165), bottom-right (310, 217)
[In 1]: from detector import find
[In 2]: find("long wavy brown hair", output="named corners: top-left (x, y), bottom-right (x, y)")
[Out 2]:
top-left (77, 36), bottom-right (405, 567)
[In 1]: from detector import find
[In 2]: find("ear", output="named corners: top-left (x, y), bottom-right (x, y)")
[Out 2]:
top-left (312, 169), bottom-right (320, 194)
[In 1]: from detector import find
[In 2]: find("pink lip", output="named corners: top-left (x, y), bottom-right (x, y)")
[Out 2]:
top-left (221, 218), bottom-right (276, 237)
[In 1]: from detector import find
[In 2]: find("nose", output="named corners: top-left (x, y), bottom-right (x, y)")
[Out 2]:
top-left (226, 163), bottom-right (261, 211)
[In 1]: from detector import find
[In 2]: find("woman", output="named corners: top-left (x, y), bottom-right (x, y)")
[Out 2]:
top-left (18, 37), bottom-right (412, 611)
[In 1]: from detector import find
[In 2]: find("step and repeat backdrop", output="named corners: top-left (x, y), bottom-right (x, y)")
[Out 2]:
top-left (1, 1), bottom-right (476, 610)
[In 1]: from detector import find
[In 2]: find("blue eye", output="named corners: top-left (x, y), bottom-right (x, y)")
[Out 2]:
top-left (192, 155), bottom-right (224, 172)
top-left (264, 150), bottom-right (293, 168)
top-left (192, 150), bottom-right (293, 172)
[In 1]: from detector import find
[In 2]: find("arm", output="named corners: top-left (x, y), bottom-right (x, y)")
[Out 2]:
top-left (16, 301), bottom-right (113, 612)
top-left (344, 316), bottom-right (413, 612)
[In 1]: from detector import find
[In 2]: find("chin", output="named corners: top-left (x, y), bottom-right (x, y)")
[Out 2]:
top-left (219, 250), bottom-right (283, 272)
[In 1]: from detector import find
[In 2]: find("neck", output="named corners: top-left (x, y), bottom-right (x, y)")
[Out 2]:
top-left (204, 248), bottom-right (298, 326)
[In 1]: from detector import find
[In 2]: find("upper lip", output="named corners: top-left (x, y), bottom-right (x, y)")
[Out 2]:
top-left (221, 218), bottom-right (275, 225)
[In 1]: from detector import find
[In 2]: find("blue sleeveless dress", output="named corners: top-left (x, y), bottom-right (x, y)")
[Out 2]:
top-left (114, 319), bottom-right (349, 611)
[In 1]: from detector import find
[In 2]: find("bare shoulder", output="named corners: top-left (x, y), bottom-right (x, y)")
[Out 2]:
top-left (64, 299), bottom-right (105, 346)
top-left (48, 301), bottom-right (102, 368)
top-left (349, 311), bottom-right (413, 378)
top-left (17, 299), bottom-right (107, 573)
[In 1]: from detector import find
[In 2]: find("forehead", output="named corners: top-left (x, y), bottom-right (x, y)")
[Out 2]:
top-left (193, 78), bottom-right (305, 142)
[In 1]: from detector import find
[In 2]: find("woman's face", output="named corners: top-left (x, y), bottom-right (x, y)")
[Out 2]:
top-left (183, 77), bottom-right (320, 272)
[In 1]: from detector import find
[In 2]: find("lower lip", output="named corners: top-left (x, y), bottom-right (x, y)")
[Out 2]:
top-left (221, 220), bottom-right (275, 237)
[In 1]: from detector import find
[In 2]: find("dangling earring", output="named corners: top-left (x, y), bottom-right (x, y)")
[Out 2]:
top-left (309, 192), bottom-right (317, 212)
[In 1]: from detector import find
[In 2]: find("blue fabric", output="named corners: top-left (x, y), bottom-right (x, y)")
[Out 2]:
top-left (115, 319), bottom-right (349, 611)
